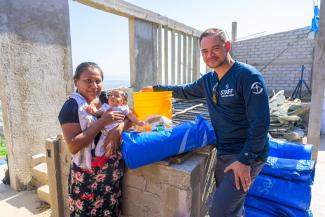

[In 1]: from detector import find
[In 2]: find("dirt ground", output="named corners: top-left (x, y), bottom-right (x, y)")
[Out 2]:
top-left (0, 135), bottom-right (324, 217)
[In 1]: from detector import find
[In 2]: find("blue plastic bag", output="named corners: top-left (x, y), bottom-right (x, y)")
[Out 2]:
top-left (261, 156), bottom-right (315, 184)
top-left (245, 195), bottom-right (313, 217)
top-left (269, 138), bottom-right (313, 160)
top-left (248, 174), bottom-right (311, 211)
top-left (122, 115), bottom-right (216, 169)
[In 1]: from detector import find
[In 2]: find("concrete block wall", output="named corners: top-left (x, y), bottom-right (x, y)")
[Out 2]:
top-left (47, 136), bottom-right (217, 217)
top-left (232, 27), bottom-right (315, 94)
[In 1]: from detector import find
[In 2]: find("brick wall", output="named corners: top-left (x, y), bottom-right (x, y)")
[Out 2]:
top-left (232, 27), bottom-right (315, 95)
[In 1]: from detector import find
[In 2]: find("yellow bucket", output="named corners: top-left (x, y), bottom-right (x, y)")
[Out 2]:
top-left (133, 91), bottom-right (172, 121)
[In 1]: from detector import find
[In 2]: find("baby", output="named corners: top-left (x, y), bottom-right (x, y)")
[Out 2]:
top-left (86, 89), bottom-right (144, 167)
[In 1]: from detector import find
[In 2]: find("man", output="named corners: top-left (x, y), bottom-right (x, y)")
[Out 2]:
top-left (142, 28), bottom-right (270, 217)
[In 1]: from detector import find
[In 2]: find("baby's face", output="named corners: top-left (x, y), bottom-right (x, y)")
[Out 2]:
top-left (108, 90), bottom-right (125, 107)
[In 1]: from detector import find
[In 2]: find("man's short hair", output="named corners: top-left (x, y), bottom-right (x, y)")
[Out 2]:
top-left (199, 28), bottom-right (227, 44)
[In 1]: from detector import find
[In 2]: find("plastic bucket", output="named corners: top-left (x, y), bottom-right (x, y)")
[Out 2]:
top-left (133, 91), bottom-right (172, 121)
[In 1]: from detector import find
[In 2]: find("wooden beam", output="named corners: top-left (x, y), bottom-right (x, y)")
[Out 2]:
top-left (171, 30), bottom-right (176, 85)
top-left (164, 26), bottom-right (169, 84)
top-left (177, 32), bottom-right (182, 84)
top-left (157, 25), bottom-right (162, 84)
top-left (188, 35), bottom-right (193, 82)
top-left (308, 0), bottom-right (325, 160)
top-left (75, 0), bottom-right (201, 36)
top-left (192, 37), bottom-right (200, 80)
top-left (183, 34), bottom-right (187, 84)
top-left (129, 18), bottom-right (136, 87)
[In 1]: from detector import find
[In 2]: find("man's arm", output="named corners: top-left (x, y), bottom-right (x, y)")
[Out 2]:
top-left (238, 73), bottom-right (270, 166)
top-left (225, 72), bottom-right (270, 192)
top-left (153, 77), bottom-right (206, 99)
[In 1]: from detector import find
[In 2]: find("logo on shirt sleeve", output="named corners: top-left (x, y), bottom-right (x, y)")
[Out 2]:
top-left (251, 82), bottom-right (263, 94)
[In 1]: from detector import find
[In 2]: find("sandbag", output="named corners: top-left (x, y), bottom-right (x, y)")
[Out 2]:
top-left (248, 174), bottom-right (311, 211)
top-left (261, 156), bottom-right (315, 184)
top-left (245, 195), bottom-right (313, 217)
top-left (269, 138), bottom-right (313, 160)
top-left (121, 115), bottom-right (216, 169)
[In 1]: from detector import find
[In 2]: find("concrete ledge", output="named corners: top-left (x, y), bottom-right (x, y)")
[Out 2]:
top-left (31, 162), bottom-right (48, 186)
top-left (31, 153), bottom-right (46, 168)
top-left (37, 185), bottom-right (51, 206)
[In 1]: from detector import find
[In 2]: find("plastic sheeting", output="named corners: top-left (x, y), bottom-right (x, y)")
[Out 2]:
top-left (249, 174), bottom-right (311, 211)
top-left (269, 138), bottom-right (313, 160)
top-left (246, 195), bottom-right (313, 217)
top-left (121, 115), bottom-right (216, 169)
top-left (261, 156), bottom-right (315, 183)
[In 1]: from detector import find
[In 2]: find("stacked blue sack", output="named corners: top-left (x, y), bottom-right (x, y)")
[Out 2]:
top-left (121, 115), bottom-right (216, 169)
top-left (245, 138), bottom-right (315, 217)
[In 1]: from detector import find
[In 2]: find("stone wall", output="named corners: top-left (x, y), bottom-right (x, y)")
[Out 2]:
top-left (232, 27), bottom-right (315, 95)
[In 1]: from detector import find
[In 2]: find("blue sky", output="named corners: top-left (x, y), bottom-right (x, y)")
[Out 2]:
top-left (68, 0), bottom-right (316, 84)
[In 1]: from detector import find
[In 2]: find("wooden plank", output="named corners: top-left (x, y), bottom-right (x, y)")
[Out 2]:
top-left (177, 32), bottom-right (182, 84)
top-left (192, 36), bottom-right (200, 80)
top-left (171, 30), bottom-right (176, 85)
top-left (308, 0), bottom-right (325, 160)
top-left (46, 137), bottom-right (65, 217)
top-left (130, 18), bottom-right (158, 90)
top-left (188, 35), bottom-right (193, 82)
top-left (164, 26), bottom-right (169, 84)
top-left (183, 34), bottom-right (187, 84)
top-left (231, 21), bottom-right (237, 42)
top-left (128, 18), bottom-right (136, 88)
top-left (157, 24), bottom-right (162, 84)
top-left (75, 0), bottom-right (201, 37)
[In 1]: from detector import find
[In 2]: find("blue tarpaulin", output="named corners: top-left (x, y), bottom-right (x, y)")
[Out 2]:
top-left (121, 115), bottom-right (216, 169)
top-left (261, 156), bottom-right (315, 183)
top-left (249, 174), bottom-right (312, 211)
top-left (311, 5), bottom-right (320, 32)
top-left (246, 195), bottom-right (313, 217)
top-left (269, 138), bottom-right (313, 160)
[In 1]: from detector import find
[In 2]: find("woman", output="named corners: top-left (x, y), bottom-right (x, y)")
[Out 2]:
top-left (58, 62), bottom-right (130, 217)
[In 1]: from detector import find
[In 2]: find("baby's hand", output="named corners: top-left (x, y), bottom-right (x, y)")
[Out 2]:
top-left (85, 105), bottom-right (96, 114)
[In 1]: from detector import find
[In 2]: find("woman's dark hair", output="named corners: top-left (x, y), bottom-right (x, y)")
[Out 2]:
top-left (73, 62), bottom-right (104, 81)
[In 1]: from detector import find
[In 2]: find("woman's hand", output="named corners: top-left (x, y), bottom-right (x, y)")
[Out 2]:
top-left (103, 119), bottom-right (132, 157)
top-left (100, 110), bottom-right (125, 125)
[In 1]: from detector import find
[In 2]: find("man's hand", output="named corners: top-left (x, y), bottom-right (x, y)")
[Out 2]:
top-left (141, 86), bottom-right (154, 92)
top-left (224, 161), bottom-right (251, 192)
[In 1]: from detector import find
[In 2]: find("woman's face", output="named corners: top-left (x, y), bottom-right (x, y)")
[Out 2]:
top-left (75, 67), bottom-right (103, 103)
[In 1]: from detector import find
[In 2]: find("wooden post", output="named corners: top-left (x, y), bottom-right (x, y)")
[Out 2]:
top-left (231, 21), bottom-right (237, 42)
top-left (308, 1), bottom-right (325, 160)
top-left (188, 35), bottom-right (193, 82)
top-left (46, 136), bottom-right (65, 217)
top-left (129, 18), bottom-right (158, 90)
top-left (192, 37), bottom-right (200, 80)
top-left (177, 32), bottom-right (182, 84)
top-left (157, 25), bottom-right (162, 85)
top-left (183, 34), bottom-right (188, 84)
top-left (164, 26), bottom-right (169, 85)
top-left (171, 30), bottom-right (176, 85)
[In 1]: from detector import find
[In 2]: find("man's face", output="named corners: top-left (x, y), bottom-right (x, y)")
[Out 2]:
top-left (200, 34), bottom-right (228, 69)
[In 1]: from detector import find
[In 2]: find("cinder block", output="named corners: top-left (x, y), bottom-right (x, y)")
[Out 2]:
top-left (123, 172), bottom-right (147, 190)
